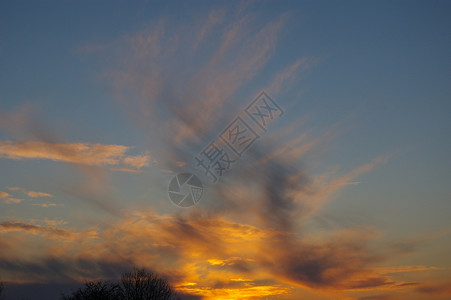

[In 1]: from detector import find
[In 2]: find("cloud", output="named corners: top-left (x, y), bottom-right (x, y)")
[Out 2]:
top-left (0, 222), bottom-right (71, 238)
top-left (29, 219), bottom-right (68, 226)
top-left (358, 294), bottom-right (393, 300)
top-left (31, 203), bottom-right (63, 208)
top-left (415, 281), bottom-right (451, 296)
top-left (7, 186), bottom-right (21, 191)
top-left (26, 191), bottom-right (54, 198)
top-left (108, 167), bottom-right (144, 173)
top-left (1, 189), bottom-right (25, 204)
top-left (375, 265), bottom-right (441, 275)
top-left (0, 140), bottom-right (152, 170)
top-left (3, 198), bottom-right (23, 204)
top-left (2, 187), bottom-right (55, 204)
top-left (0, 256), bottom-right (130, 284)
top-left (0, 199), bottom-right (444, 299)
top-left (4, 187), bottom-right (53, 198)
top-left (121, 152), bottom-right (152, 169)
top-left (0, 190), bottom-right (10, 198)
top-left (0, 107), bottom-right (127, 215)
top-left (255, 227), bottom-right (393, 290)
top-left (193, 9), bottom-right (226, 49)
top-left (102, 4), bottom-right (304, 170)
top-left (266, 57), bottom-right (321, 96)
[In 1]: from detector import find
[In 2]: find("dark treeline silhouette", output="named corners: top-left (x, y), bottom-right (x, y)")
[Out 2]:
top-left (62, 268), bottom-right (177, 300)
top-left (0, 282), bottom-right (4, 300)
top-left (62, 281), bottom-right (121, 300)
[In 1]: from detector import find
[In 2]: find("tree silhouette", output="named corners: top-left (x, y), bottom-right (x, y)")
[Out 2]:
top-left (62, 268), bottom-right (176, 300)
top-left (0, 282), bottom-right (4, 300)
top-left (121, 268), bottom-right (175, 300)
top-left (62, 281), bottom-right (121, 300)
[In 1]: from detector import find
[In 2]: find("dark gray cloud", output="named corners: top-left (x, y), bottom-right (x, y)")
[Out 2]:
top-left (0, 256), bottom-right (131, 283)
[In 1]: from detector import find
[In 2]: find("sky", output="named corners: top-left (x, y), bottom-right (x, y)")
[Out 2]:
top-left (0, 1), bottom-right (450, 299)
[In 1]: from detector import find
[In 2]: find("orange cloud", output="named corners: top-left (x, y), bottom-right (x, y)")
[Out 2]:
top-left (1, 189), bottom-right (26, 204)
top-left (0, 140), bottom-right (152, 170)
top-left (3, 198), bottom-right (23, 204)
top-left (5, 187), bottom-right (53, 198)
top-left (0, 202), bottom-right (447, 299)
top-left (27, 191), bottom-right (53, 198)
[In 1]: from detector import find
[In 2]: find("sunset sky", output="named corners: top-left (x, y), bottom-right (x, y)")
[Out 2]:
top-left (1, 1), bottom-right (451, 299)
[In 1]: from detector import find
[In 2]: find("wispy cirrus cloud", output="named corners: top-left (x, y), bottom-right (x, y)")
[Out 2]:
top-left (99, 5), bottom-right (310, 170)
top-left (266, 57), bottom-right (321, 96)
